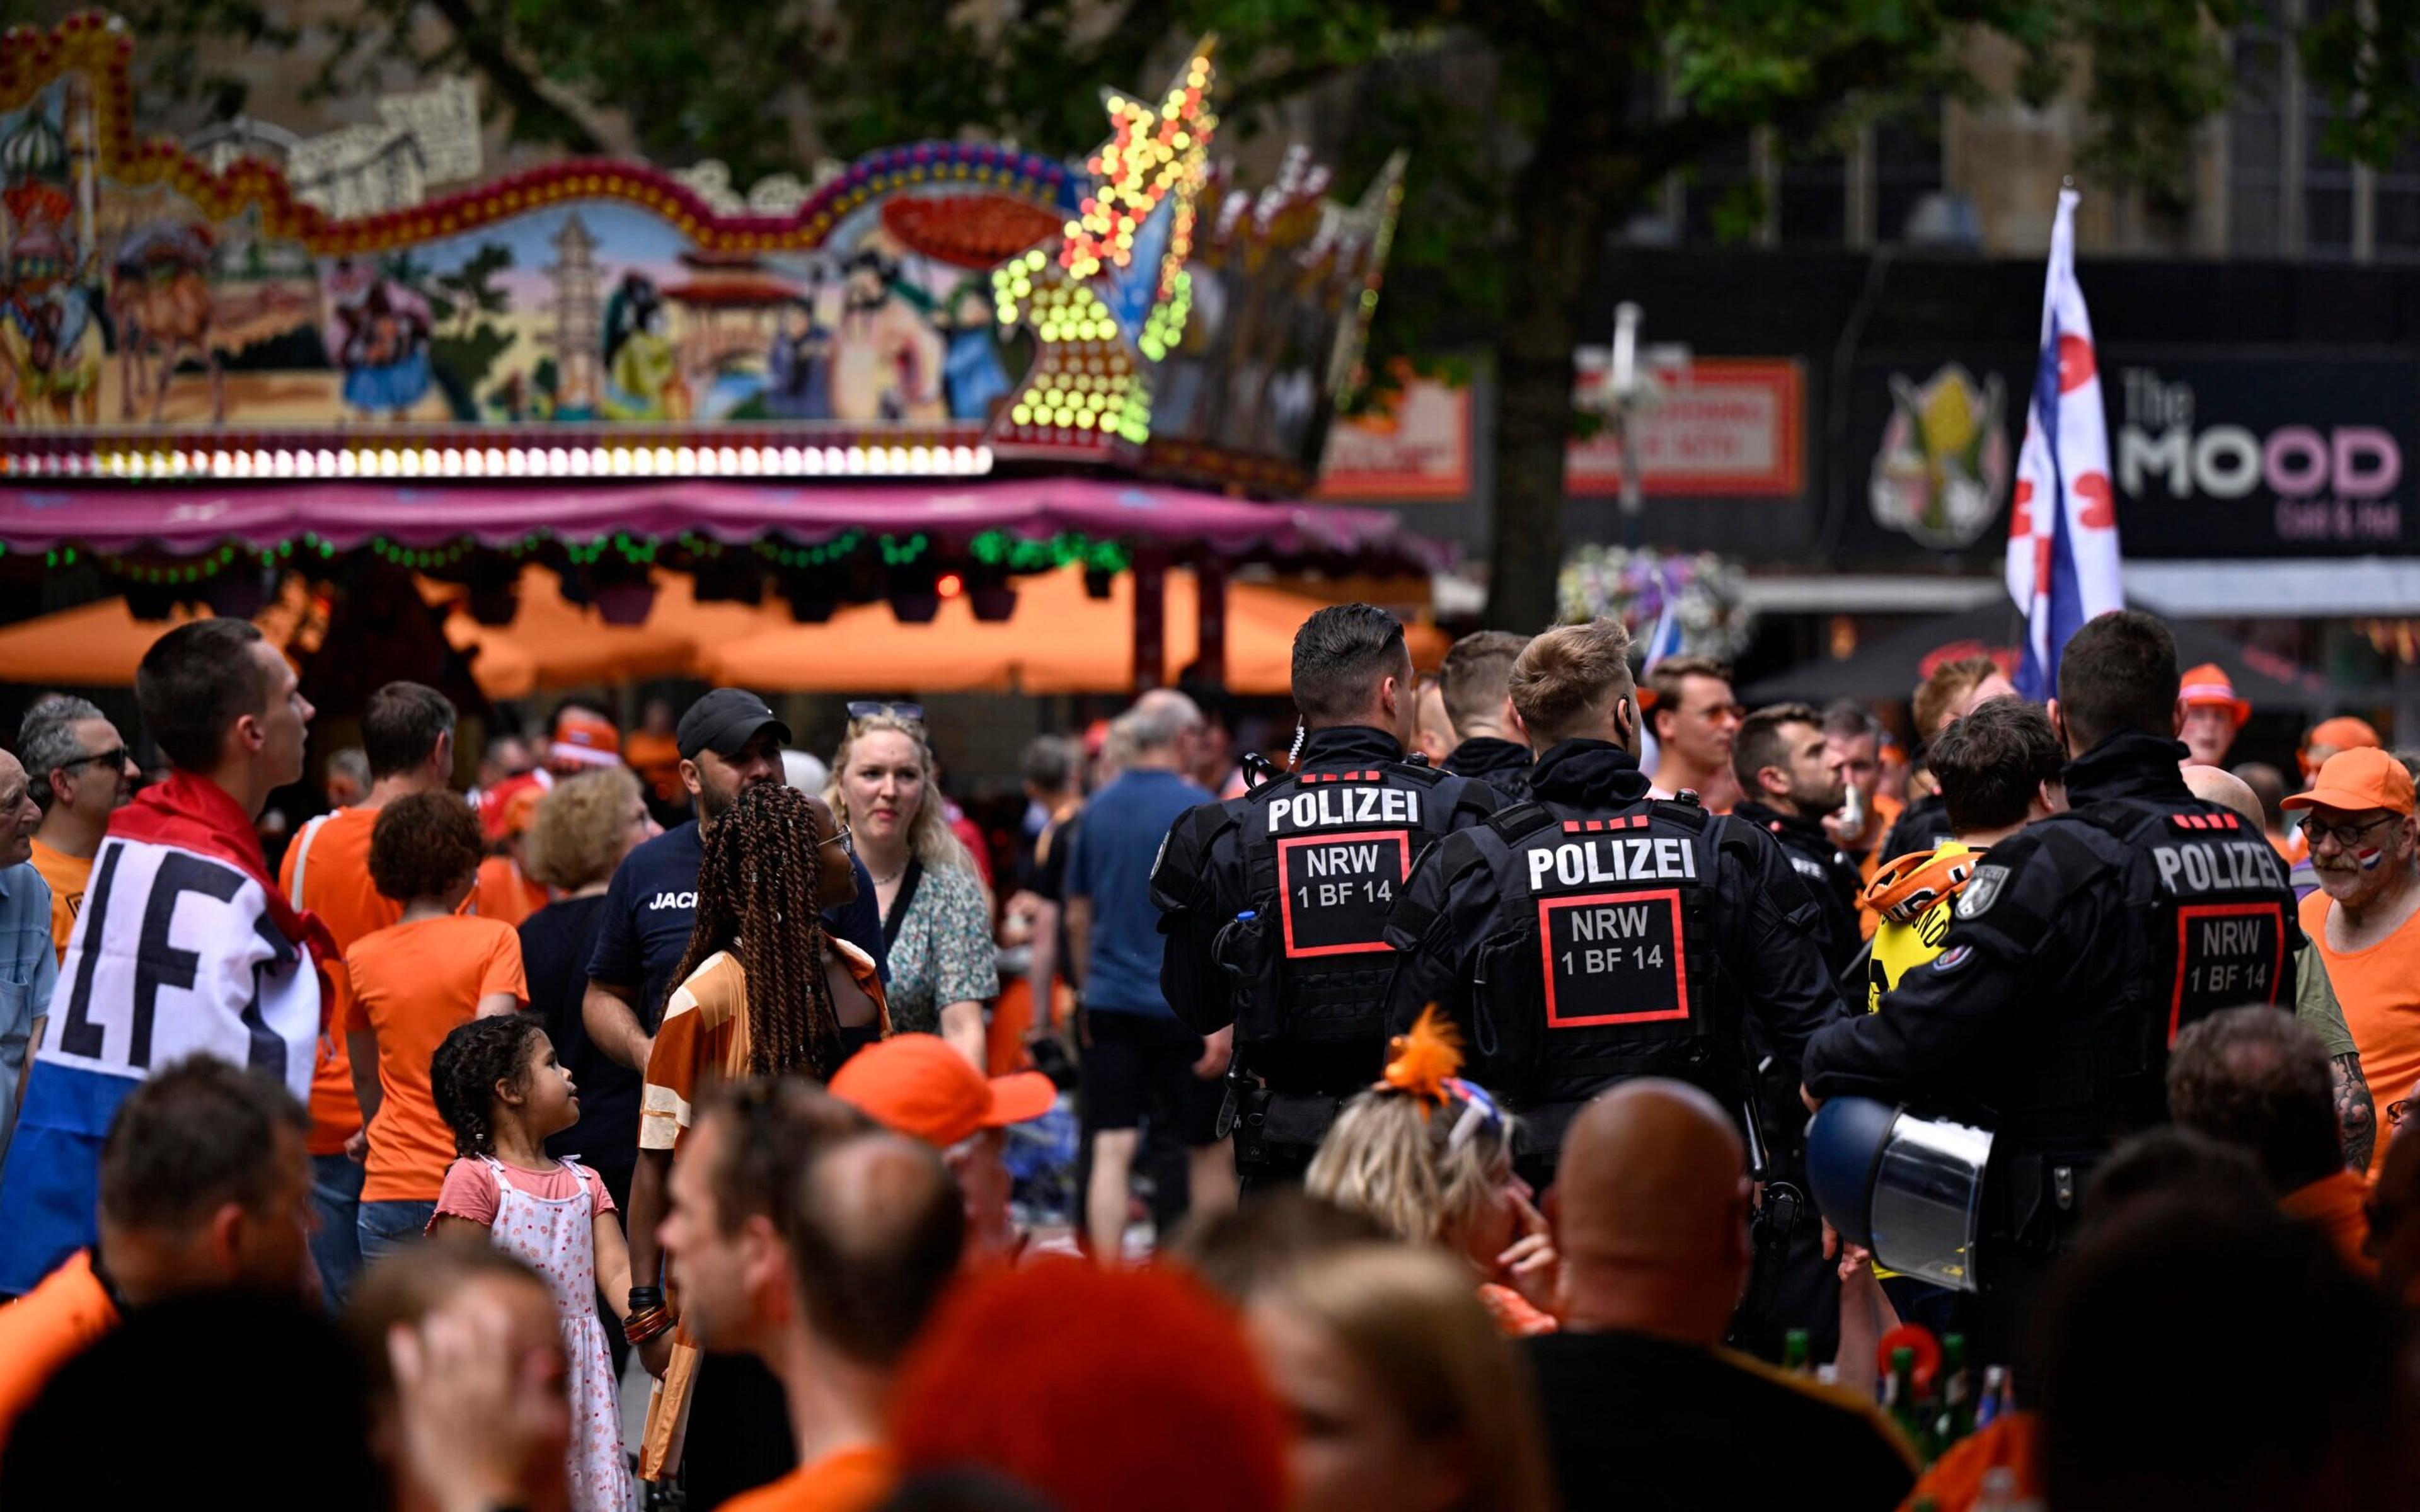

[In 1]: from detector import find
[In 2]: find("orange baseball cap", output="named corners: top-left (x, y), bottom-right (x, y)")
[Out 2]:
top-left (551, 711), bottom-right (623, 769)
top-left (2283, 747), bottom-right (2415, 818)
top-left (829, 1034), bottom-right (1056, 1148)
top-left (2178, 663), bottom-right (2250, 725)
top-left (2304, 716), bottom-right (2382, 753)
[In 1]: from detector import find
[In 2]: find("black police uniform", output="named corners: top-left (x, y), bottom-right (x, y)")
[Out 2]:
top-left (1732, 799), bottom-right (1867, 979)
top-left (1804, 727), bottom-right (2304, 1335)
top-left (1445, 735), bottom-right (1535, 802)
top-left (1878, 792), bottom-right (1951, 867)
top-left (1381, 739), bottom-right (1847, 1173)
top-left (1152, 726), bottom-right (1501, 1186)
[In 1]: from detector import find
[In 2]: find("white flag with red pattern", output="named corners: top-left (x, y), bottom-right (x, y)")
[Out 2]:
top-left (2008, 187), bottom-right (2124, 700)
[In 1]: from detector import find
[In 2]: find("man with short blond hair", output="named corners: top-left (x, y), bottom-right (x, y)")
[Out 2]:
top-left (1385, 619), bottom-right (1843, 1185)
top-left (1439, 629), bottom-right (1535, 798)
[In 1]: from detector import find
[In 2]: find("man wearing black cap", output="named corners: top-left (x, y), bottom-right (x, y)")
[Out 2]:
top-left (581, 689), bottom-right (885, 1082)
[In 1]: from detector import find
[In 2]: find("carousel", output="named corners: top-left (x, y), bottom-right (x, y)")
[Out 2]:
top-left (0, 14), bottom-right (1441, 723)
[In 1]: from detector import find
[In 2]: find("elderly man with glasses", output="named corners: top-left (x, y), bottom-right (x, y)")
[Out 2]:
top-left (18, 696), bottom-right (139, 966)
top-left (2291, 747), bottom-right (2420, 1176)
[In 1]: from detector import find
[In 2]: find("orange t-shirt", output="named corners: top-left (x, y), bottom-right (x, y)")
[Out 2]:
top-left (26, 839), bottom-right (90, 965)
top-left (718, 1445), bottom-right (895, 1512)
top-left (349, 915), bottom-right (527, 1202)
top-left (2300, 890), bottom-right (2420, 1177)
top-left (473, 856), bottom-right (549, 929)
top-left (280, 808), bottom-right (405, 1155)
top-left (2282, 1168), bottom-right (2377, 1279)
top-left (0, 1250), bottom-right (118, 1460)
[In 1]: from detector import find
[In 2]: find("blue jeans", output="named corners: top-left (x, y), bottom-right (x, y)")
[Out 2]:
top-left (356, 1198), bottom-right (438, 1271)
top-left (309, 1154), bottom-right (366, 1312)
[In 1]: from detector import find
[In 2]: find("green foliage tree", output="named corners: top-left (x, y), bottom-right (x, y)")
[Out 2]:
top-left (71, 0), bottom-right (2420, 624)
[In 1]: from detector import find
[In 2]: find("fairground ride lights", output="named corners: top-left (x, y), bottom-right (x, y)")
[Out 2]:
top-left (10, 444), bottom-right (996, 481)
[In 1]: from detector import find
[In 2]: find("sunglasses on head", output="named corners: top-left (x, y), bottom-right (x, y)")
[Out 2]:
top-left (846, 700), bottom-right (925, 724)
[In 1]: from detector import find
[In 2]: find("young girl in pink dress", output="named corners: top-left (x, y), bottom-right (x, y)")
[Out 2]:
top-left (429, 1013), bottom-right (636, 1512)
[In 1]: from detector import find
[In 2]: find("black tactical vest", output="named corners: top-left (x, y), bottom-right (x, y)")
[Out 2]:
top-left (1465, 798), bottom-right (1739, 1106)
top-left (1228, 762), bottom-right (1461, 1047)
top-left (1996, 798), bottom-right (2294, 1141)
top-left (2089, 798), bottom-right (2293, 1045)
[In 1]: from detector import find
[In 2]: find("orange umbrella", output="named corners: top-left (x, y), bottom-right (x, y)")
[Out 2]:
top-left (0, 596), bottom-right (211, 687)
top-left (427, 567), bottom-right (782, 696)
top-left (698, 565), bottom-right (1441, 694)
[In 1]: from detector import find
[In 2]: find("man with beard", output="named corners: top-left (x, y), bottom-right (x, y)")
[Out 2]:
top-left (582, 690), bottom-right (885, 1080)
top-left (1732, 704), bottom-right (1865, 980)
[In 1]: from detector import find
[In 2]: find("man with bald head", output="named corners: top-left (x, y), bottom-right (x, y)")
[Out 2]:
top-left (1524, 1082), bottom-right (1914, 1512)
top-left (2183, 764), bottom-right (2375, 1172)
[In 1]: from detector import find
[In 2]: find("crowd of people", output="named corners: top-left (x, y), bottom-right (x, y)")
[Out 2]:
top-left (0, 599), bottom-right (2414, 1512)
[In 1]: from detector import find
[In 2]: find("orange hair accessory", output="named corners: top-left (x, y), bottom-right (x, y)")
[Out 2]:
top-left (1380, 1005), bottom-right (1466, 1107)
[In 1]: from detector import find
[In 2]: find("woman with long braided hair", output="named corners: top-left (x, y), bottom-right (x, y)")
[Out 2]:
top-left (622, 782), bottom-right (888, 1401)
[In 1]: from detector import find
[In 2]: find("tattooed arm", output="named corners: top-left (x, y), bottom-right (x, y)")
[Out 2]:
top-left (2332, 1052), bottom-right (2376, 1174)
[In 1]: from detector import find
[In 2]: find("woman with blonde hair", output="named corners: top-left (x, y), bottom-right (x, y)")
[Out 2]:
top-left (826, 704), bottom-right (997, 1063)
top-left (1306, 1011), bottom-right (1561, 1336)
top-left (1245, 1240), bottom-right (1557, 1512)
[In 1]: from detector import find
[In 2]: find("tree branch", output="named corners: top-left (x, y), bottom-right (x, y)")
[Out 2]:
top-left (417, 0), bottom-right (637, 156)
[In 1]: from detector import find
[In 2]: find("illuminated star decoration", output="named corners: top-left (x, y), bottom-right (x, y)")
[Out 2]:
top-left (987, 39), bottom-right (1217, 461)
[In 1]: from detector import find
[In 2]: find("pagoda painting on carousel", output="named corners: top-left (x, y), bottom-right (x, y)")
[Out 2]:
top-left (0, 13), bottom-right (1402, 496)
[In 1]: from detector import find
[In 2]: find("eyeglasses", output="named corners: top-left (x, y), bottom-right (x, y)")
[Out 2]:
top-left (846, 701), bottom-right (925, 724)
top-left (817, 823), bottom-right (853, 856)
top-left (2302, 814), bottom-right (2402, 849)
top-left (57, 747), bottom-right (130, 774)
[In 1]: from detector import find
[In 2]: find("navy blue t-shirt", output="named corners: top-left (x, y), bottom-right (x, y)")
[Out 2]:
top-left (1066, 768), bottom-right (1212, 1017)
top-left (587, 820), bottom-right (888, 1031)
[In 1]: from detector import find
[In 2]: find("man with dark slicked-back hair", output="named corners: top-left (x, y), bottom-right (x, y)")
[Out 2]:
top-left (1153, 603), bottom-right (1500, 1189)
top-left (1805, 610), bottom-right (2303, 1351)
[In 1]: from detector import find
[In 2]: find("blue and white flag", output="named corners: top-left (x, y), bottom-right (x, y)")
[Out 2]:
top-left (2008, 188), bottom-right (2124, 700)
top-left (0, 776), bottom-right (324, 1295)
top-left (1641, 571), bottom-right (1686, 673)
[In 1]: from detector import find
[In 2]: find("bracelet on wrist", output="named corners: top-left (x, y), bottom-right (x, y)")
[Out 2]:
top-left (626, 1285), bottom-right (664, 1312)
top-left (624, 1308), bottom-right (672, 1346)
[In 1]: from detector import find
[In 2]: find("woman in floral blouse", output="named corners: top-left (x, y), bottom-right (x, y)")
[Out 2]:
top-left (827, 707), bottom-right (998, 1063)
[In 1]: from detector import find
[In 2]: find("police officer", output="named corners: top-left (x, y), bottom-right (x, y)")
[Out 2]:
top-left (1436, 629), bottom-right (1536, 801)
top-left (1153, 603), bottom-right (1501, 1187)
top-left (1730, 702), bottom-right (1866, 980)
top-left (1802, 610), bottom-right (2303, 1341)
top-left (1381, 619), bottom-right (1846, 1178)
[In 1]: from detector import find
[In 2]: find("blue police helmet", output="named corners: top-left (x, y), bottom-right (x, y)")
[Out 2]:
top-left (1804, 1096), bottom-right (1901, 1252)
